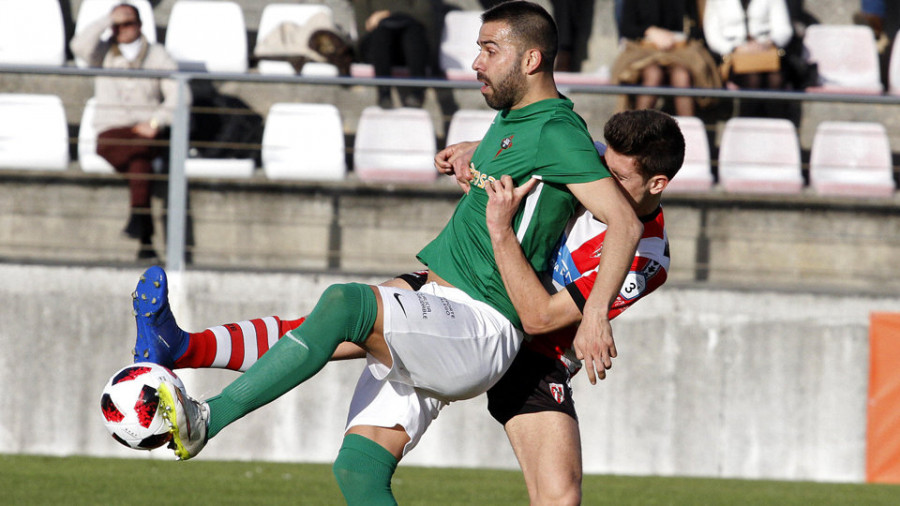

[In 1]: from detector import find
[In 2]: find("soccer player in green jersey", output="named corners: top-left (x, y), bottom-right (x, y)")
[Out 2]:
top-left (143, 3), bottom-right (641, 504)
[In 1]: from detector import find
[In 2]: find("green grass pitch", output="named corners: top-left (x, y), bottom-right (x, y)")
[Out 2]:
top-left (4, 454), bottom-right (900, 505)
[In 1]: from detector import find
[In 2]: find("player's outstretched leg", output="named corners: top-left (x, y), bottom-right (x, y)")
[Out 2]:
top-left (157, 378), bottom-right (209, 460)
top-left (132, 266), bottom-right (188, 368)
top-left (203, 283), bottom-right (377, 439)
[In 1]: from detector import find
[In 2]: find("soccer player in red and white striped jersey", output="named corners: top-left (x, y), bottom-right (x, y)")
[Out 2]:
top-left (483, 109), bottom-right (684, 504)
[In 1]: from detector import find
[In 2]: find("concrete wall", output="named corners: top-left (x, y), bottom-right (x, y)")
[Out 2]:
top-left (1, 263), bottom-right (894, 482)
top-left (3, 175), bottom-right (900, 293)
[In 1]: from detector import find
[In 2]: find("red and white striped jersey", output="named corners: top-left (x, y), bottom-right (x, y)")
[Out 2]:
top-left (524, 205), bottom-right (670, 373)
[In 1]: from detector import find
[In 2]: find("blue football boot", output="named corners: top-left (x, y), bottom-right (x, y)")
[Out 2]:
top-left (132, 266), bottom-right (188, 368)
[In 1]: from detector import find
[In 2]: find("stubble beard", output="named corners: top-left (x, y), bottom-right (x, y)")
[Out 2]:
top-left (483, 63), bottom-right (527, 111)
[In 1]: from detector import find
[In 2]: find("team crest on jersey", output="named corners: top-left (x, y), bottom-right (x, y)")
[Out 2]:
top-left (642, 259), bottom-right (663, 278)
top-left (550, 383), bottom-right (566, 404)
top-left (494, 135), bottom-right (514, 158)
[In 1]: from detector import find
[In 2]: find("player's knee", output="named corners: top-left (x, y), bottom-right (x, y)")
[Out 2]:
top-left (332, 459), bottom-right (373, 505)
top-left (332, 434), bottom-right (398, 506)
top-left (318, 283), bottom-right (369, 313)
top-left (534, 476), bottom-right (581, 506)
top-left (333, 455), bottom-right (394, 505)
top-left (313, 283), bottom-right (377, 345)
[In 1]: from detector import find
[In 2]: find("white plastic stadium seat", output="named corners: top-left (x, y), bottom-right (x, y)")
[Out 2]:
top-left (349, 63), bottom-right (410, 78)
top-left (165, 0), bottom-right (248, 73)
top-left (0, 94), bottom-right (70, 170)
top-left (73, 0), bottom-right (157, 68)
top-left (184, 158), bottom-right (255, 178)
top-left (262, 103), bottom-right (347, 181)
top-left (809, 121), bottom-right (895, 198)
top-left (717, 118), bottom-right (803, 194)
top-left (78, 98), bottom-right (115, 173)
top-left (554, 69), bottom-right (611, 86)
top-left (0, 0), bottom-right (66, 66)
top-left (803, 24), bottom-right (882, 94)
top-left (354, 106), bottom-right (437, 182)
top-left (255, 3), bottom-right (338, 76)
top-left (440, 10), bottom-right (482, 80)
top-left (445, 109), bottom-right (495, 146)
top-left (667, 116), bottom-right (713, 192)
top-left (298, 62), bottom-right (340, 77)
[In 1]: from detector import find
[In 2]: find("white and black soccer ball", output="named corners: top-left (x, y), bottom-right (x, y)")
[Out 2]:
top-left (100, 362), bottom-right (184, 450)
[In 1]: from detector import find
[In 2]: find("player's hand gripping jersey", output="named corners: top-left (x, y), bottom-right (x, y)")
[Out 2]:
top-left (527, 205), bottom-right (670, 374)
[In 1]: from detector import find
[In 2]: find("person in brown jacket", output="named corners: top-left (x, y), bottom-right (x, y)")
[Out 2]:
top-left (611, 0), bottom-right (721, 116)
top-left (71, 3), bottom-right (190, 260)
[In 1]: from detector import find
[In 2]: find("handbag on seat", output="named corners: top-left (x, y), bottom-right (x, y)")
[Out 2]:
top-left (730, 47), bottom-right (782, 74)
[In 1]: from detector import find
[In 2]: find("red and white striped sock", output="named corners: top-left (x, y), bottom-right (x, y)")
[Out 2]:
top-left (174, 316), bottom-right (305, 372)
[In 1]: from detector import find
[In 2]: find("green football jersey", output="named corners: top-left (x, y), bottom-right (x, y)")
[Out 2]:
top-left (418, 97), bottom-right (610, 329)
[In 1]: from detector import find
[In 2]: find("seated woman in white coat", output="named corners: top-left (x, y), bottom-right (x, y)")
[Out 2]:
top-left (704, 0), bottom-right (793, 117)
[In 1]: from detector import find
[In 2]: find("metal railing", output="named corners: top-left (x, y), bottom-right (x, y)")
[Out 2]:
top-left (2, 63), bottom-right (900, 282)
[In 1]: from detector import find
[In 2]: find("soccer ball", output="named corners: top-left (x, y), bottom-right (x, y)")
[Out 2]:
top-left (100, 362), bottom-right (183, 450)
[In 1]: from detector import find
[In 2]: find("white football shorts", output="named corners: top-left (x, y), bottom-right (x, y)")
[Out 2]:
top-left (371, 282), bottom-right (523, 402)
top-left (345, 367), bottom-right (445, 456)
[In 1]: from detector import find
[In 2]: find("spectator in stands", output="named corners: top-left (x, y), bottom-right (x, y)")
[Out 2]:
top-left (855, 0), bottom-right (886, 39)
top-left (881, 1), bottom-right (900, 92)
top-left (884, 1), bottom-right (900, 44)
top-left (783, 0), bottom-right (818, 89)
top-left (704, 0), bottom-right (793, 118)
top-left (550, 0), bottom-right (594, 72)
top-left (610, 0), bottom-right (721, 117)
top-left (854, 0), bottom-right (895, 90)
top-left (351, 0), bottom-right (431, 109)
top-left (70, 3), bottom-right (189, 261)
top-left (614, 0), bottom-right (623, 37)
top-left (776, 0), bottom-right (818, 125)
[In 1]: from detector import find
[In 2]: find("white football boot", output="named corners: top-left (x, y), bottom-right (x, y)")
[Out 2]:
top-left (157, 379), bottom-right (209, 460)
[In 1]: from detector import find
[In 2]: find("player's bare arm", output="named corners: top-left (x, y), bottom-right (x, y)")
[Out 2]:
top-left (566, 178), bottom-right (642, 384)
top-left (485, 175), bottom-right (582, 334)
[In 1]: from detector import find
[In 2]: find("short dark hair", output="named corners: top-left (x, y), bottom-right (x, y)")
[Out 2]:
top-left (603, 110), bottom-right (685, 181)
top-left (114, 3), bottom-right (141, 24)
top-left (481, 1), bottom-right (557, 71)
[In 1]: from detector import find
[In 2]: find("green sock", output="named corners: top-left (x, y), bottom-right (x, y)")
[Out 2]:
top-left (333, 434), bottom-right (399, 506)
top-left (205, 283), bottom-right (377, 438)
